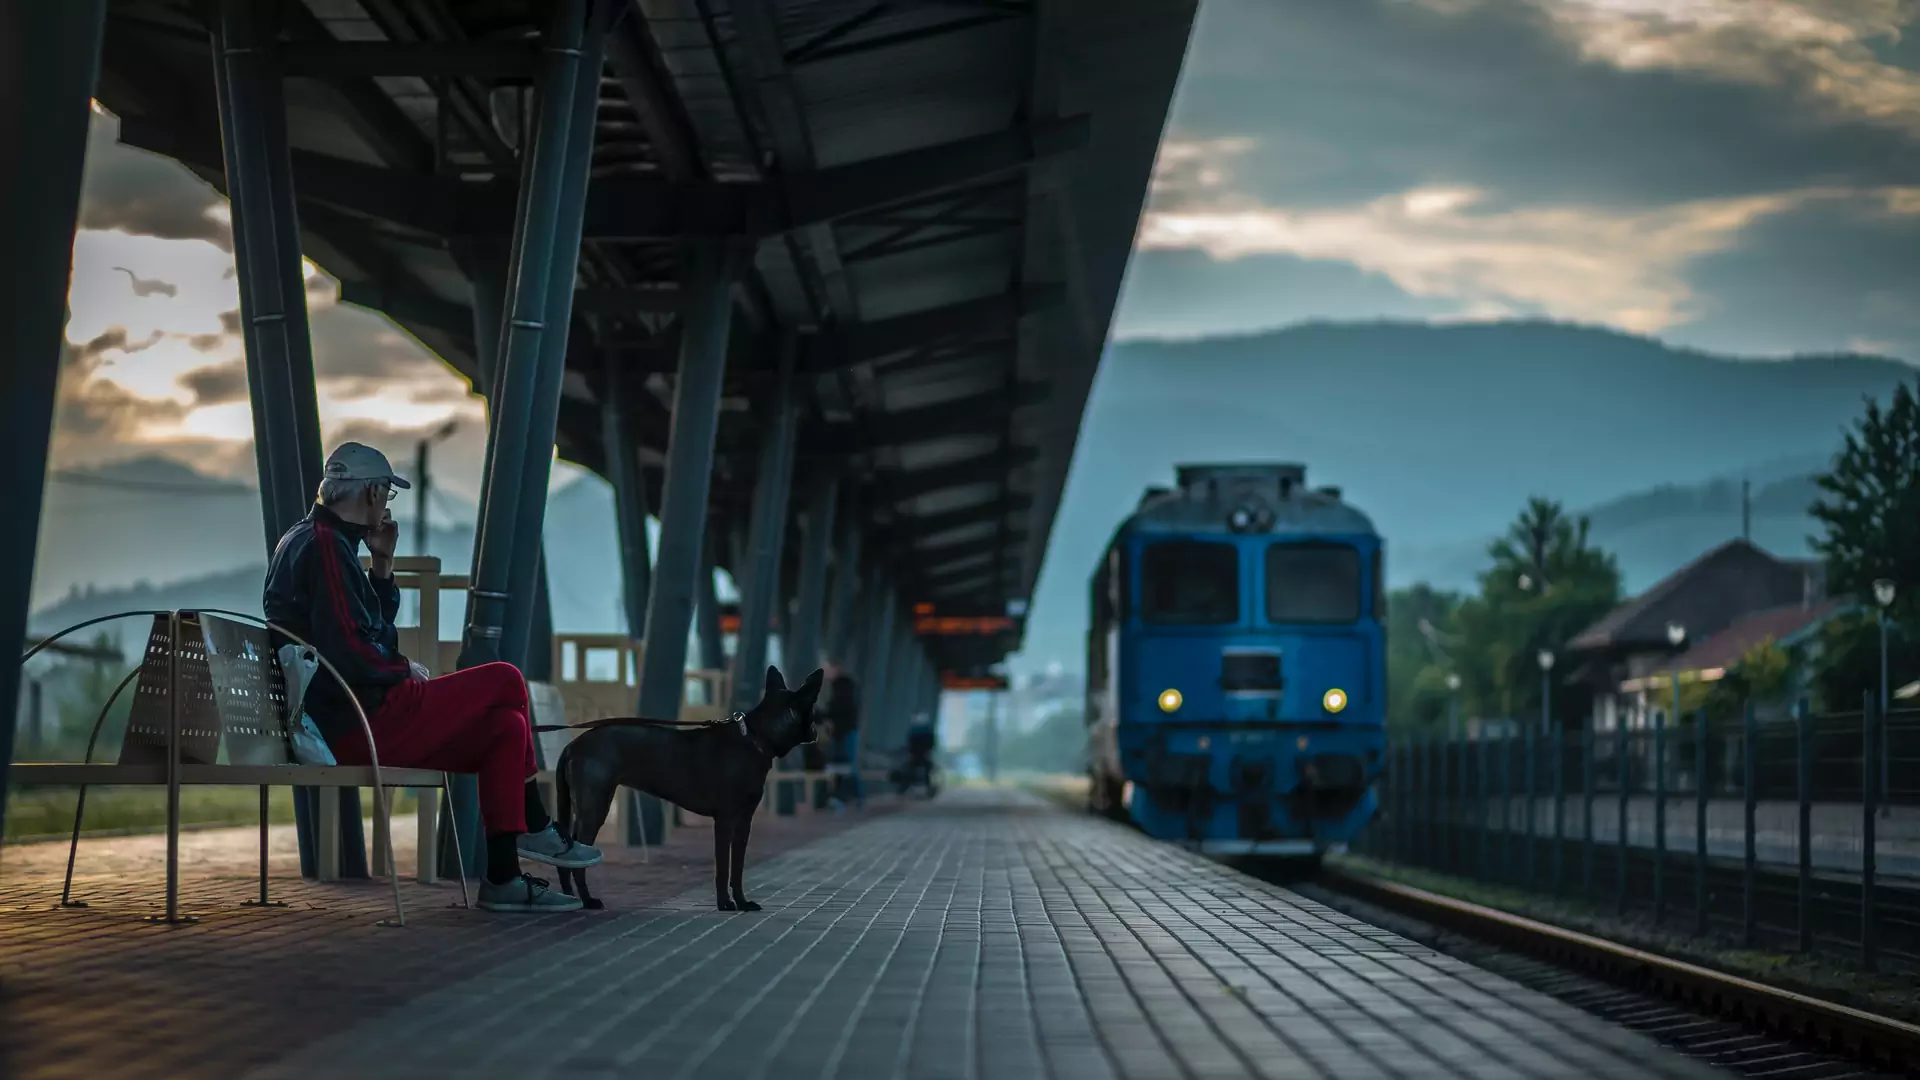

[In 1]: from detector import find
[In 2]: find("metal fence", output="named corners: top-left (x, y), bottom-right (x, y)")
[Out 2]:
top-left (1361, 696), bottom-right (1920, 970)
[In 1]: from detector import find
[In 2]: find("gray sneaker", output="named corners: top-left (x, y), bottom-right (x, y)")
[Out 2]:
top-left (517, 825), bottom-right (604, 870)
top-left (477, 873), bottom-right (584, 913)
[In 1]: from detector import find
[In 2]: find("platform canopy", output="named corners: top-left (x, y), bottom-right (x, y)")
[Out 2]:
top-left (91, 0), bottom-right (1195, 673)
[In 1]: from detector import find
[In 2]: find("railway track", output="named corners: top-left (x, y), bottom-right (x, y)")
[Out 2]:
top-left (1301, 866), bottom-right (1920, 1079)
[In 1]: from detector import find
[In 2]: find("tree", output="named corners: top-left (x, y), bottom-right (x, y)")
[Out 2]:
top-left (1811, 379), bottom-right (1920, 617)
top-left (1452, 498), bottom-right (1623, 727)
top-left (1385, 584), bottom-right (1463, 732)
top-left (1809, 378), bottom-right (1920, 708)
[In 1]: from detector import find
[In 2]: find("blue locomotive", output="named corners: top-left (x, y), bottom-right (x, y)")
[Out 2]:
top-left (1085, 463), bottom-right (1386, 861)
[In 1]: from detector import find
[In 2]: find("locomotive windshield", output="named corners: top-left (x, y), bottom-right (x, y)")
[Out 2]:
top-left (1140, 540), bottom-right (1239, 625)
top-left (1265, 542), bottom-right (1362, 624)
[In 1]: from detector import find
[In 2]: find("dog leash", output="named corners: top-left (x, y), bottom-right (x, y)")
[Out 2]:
top-left (531, 713), bottom-right (738, 734)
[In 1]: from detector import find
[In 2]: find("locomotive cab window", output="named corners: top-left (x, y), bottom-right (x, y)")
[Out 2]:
top-left (1140, 540), bottom-right (1240, 625)
top-left (1265, 542), bottom-right (1362, 624)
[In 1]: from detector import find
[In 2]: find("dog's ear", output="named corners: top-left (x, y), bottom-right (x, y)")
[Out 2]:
top-left (763, 665), bottom-right (786, 696)
top-left (795, 669), bottom-right (824, 713)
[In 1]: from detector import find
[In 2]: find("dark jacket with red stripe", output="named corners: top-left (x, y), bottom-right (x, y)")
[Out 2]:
top-left (263, 504), bottom-right (412, 744)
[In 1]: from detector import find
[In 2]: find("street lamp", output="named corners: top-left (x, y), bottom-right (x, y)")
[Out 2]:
top-left (1536, 649), bottom-right (1554, 732)
top-left (1445, 671), bottom-right (1462, 734)
top-left (1665, 622), bottom-right (1686, 733)
top-left (1874, 580), bottom-right (1896, 714)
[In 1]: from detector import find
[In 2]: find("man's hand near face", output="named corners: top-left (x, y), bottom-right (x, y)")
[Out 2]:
top-left (367, 505), bottom-right (399, 578)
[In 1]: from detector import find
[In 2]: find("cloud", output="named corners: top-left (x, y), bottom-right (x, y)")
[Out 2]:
top-left (180, 362), bottom-right (251, 405)
top-left (77, 112), bottom-right (231, 250)
top-left (1113, 247), bottom-right (1455, 341)
top-left (1666, 187), bottom-right (1920, 360)
top-left (1158, 0), bottom-right (1920, 214)
top-left (1139, 183), bottom-right (1811, 333)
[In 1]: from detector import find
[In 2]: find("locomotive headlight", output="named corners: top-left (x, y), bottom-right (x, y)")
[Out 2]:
top-left (1158, 688), bottom-right (1183, 713)
top-left (1322, 688), bottom-right (1348, 714)
top-left (1228, 506), bottom-right (1254, 531)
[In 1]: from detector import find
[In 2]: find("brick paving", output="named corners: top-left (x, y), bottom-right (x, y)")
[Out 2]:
top-left (173, 788), bottom-right (1735, 1080)
top-left (0, 800), bottom-right (890, 1080)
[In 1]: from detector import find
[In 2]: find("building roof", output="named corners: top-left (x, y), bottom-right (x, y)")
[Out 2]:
top-left (1568, 538), bottom-right (1810, 654)
top-left (93, 0), bottom-right (1197, 673)
top-left (1666, 599), bottom-right (1845, 675)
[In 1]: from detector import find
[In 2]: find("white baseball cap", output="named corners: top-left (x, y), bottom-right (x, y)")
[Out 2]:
top-left (323, 442), bottom-right (411, 489)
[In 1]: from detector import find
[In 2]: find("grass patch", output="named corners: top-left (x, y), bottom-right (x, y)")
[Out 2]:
top-left (5, 785), bottom-right (420, 844)
top-left (1331, 851), bottom-right (1920, 1028)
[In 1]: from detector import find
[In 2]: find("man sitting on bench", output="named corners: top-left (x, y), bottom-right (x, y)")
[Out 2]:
top-left (263, 441), bottom-right (602, 913)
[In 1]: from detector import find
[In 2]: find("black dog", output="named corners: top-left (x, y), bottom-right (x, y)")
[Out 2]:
top-left (550, 665), bottom-right (823, 912)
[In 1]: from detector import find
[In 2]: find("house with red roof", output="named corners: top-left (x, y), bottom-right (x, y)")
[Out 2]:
top-left (1564, 539), bottom-right (1837, 731)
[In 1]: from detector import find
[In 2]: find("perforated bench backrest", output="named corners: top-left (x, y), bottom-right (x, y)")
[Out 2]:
top-left (117, 612), bottom-right (298, 767)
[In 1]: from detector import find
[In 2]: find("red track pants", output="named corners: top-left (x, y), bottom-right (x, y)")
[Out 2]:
top-left (333, 661), bottom-right (537, 835)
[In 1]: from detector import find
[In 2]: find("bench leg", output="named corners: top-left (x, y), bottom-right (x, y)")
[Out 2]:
top-left (374, 786), bottom-right (406, 928)
top-left (243, 786), bottom-right (287, 908)
top-left (414, 787), bottom-right (438, 885)
top-left (370, 787), bottom-right (390, 879)
top-left (318, 788), bottom-right (341, 883)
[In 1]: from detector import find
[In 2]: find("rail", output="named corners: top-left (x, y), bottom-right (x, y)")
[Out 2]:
top-left (1319, 864), bottom-right (1920, 1075)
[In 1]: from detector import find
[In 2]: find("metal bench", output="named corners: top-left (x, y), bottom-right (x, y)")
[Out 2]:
top-left (9, 608), bottom-right (467, 926)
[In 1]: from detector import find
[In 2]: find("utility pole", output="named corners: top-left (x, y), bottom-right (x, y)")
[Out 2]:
top-left (1741, 478), bottom-right (1751, 542)
top-left (413, 419), bottom-right (459, 557)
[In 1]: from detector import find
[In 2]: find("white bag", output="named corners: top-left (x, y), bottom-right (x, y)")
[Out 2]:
top-left (277, 643), bottom-right (337, 767)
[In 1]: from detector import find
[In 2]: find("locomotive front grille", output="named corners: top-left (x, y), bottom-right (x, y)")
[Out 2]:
top-left (1220, 649), bottom-right (1283, 693)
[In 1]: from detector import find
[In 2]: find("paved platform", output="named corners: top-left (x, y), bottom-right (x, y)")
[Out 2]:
top-left (3, 789), bottom-right (1735, 1080)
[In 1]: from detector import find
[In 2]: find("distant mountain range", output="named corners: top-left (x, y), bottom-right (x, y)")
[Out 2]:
top-left (28, 320), bottom-right (1915, 677)
top-left (1019, 320), bottom-right (1910, 669)
top-left (1396, 465), bottom-right (1828, 594)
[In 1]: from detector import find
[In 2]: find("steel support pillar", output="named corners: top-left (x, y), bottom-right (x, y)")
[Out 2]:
top-left (501, 8), bottom-right (608, 675)
top-left (435, 240), bottom-right (507, 881)
top-left (215, 0), bottom-right (363, 879)
top-left (0, 0), bottom-right (104, 849)
top-left (602, 353), bottom-right (653, 637)
top-left (785, 472), bottom-right (839, 676)
top-left (458, 0), bottom-right (593, 673)
top-left (730, 341), bottom-right (800, 707)
top-left (695, 530), bottom-right (725, 671)
top-left (631, 242), bottom-right (744, 844)
top-left (823, 494), bottom-right (863, 665)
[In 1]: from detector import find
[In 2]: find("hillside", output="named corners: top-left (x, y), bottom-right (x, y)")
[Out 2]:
top-left (1018, 320), bottom-right (1909, 670)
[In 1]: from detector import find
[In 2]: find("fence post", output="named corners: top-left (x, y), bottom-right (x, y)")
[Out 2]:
top-left (1453, 715), bottom-right (1466, 874)
top-left (1428, 726), bottom-right (1443, 868)
top-left (1617, 715), bottom-right (1630, 915)
top-left (1477, 729), bottom-right (1491, 878)
top-left (1653, 708), bottom-right (1667, 923)
top-left (1796, 697), bottom-right (1813, 954)
top-left (1862, 689), bottom-right (1878, 972)
top-left (1742, 699), bottom-right (1757, 948)
top-left (1552, 723), bottom-right (1565, 895)
top-left (1695, 707), bottom-right (1709, 938)
top-left (1582, 724), bottom-right (1595, 895)
top-left (1500, 728), bottom-right (1514, 883)
top-left (1524, 721), bottom-right (1537, 887)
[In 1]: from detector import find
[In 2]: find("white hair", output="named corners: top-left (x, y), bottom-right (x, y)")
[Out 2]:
top-left (316, 477), bottom-right (384, 507)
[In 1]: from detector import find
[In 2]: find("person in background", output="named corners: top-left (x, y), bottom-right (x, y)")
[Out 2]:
top-left (820, 660), bottom-right (863, 810)
top-left (263, 442), bottom-right (601, 913)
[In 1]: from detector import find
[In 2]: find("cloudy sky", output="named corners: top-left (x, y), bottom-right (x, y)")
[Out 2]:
top-left (48, 0), bottom-right (1920, 592)
top-left (1115, 0), bottom-right (1920, 361)
top-left (61, 106), bottom-right (499, 499)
